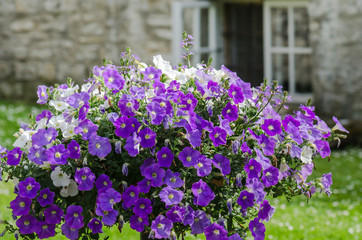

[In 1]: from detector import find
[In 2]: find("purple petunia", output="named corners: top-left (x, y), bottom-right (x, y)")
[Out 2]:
top-left (261, 119), bottom-right (282, 136)
top-left (88, 134), bottom-right (112, 158)
top-left (118, 94), bottom-right (140, 117)
top-left (75, 119), bottom-right (98, 141)
top-left (133, 198), bottom-right (152, 217)
top-left (147, 101), bottom-right (166, 125)
top-left (262, 166), bottom-right (279, 188)
top-left (18, 177), bottom-right (41, 199)
top-left (122, 185), bottom-right (140, 209)
top-left (46, 144), bottom-right (70, 165)
top-left (103, 67), bottom-right (124, 90)
top-left (178, 147), bottom-right (200, 168)
top-left (314, 140), bottom-right (331, 158)
top-left (322, 172), bottom-right (333, 196)
top-left (142, 66), bottom-right (162, 81)
top-left (37, 85), bottom-right (49, 104)
top-left (32, 127), bottom-right (58, 146)
top-left (37, 188), bottom-right (55, 207)
top-left (249, 218), bottom-right (265, 240)
top-left (130, 214), bottom-right (149, 232)
top-left (209, 127), bottom-right (227, 147)
top-left (61, 222), bottom-right (79, 240)
top-left (228, 84), bottom-right (244, 104)
top-left (159, 186), bottom-right (184, 206)
top-left (95, 174), bottom-right (112, 191)
top-left (44, 204), bottom-right (64, 224)
top-left (98, 188), bottom-right (122, 211)
top-left (36, 221), bottom-right (56, 239)
top-left (75, 167), bottom-right (96, 191)
top-left (156, 147), bottom-right (174, 168)
top-left (6, 147), bottom-right (23, 166)
top-left (151, 215), bottom-right (173, 239)
top-left (222, 102), bottom-right (239, 122)
top-left (95, 205), bottom-right (119, 226)
top-left (137, 178), bottom-right (152, 194)
top-left (139, 127), bottom-right (157, 148)
top-left (10, 195), bottom-right (31, 216)
top-left (114, 116), bottom-right (135, 138)
top-left (164, 169), bottom-right (184, 188)
top-left (195, 155), bottom-right (212, 177)
top-left (245, 159), bottom-right (262, 179)
top-left (67, 140), bottom-right (81, 159)
top-left (190, 210), bottom-right (210, 234)
top-left (258, 200), bottom-right (275, 222)
top-left (192, 179), bottom-right (215, 207)
top-left (143, 163), bottom-right (165, 187)
top-left (28, 145), bottom-right (47, 165)
top-left (88, 218), bottom-right (103, 234)
top-left (64, 205), bottom-right (84, 229)
top-left (16, 215), bottom-right (39, 235)
top-left (237, 191), bottom-right (255, 211)
top-left (204, 223), bottom-right (228, 240)
top-left (166, 205), bottom-right (186, 223)
top-left (212, 154), bottom-right (231, 175)
top-left (125, 132), bottom-right (141, 157)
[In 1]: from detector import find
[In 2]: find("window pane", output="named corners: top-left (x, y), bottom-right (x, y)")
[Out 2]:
top-left (183, 8), bottom-right (195, 36)
top-left (200, 8), bottom-right (209, 48)
top-left (271, 7), bottom-right (288, 47)
top-left (200, 53), bottom-right (210, 64)
top-left (294, 7), bottom-right (309, 47)
top-left (295, 54), bottom-right (312, 93)
top-left (272, 53), bottom-right (289, 91)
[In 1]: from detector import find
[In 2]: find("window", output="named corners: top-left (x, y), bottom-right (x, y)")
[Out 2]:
top-left (172, 1), bottom-right (221, 66)
top-left (264, 1), bottom-right (312, 100)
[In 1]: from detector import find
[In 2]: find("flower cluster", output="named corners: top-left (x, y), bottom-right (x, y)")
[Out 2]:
top-left (0, 43), bottom-right (348, 239)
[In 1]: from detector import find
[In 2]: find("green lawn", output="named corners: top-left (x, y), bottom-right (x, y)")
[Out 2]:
top-left (0, 100), bottom-right (361, 240)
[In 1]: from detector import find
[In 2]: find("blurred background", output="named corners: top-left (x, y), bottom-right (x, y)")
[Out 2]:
top-left (0, 0), bottom-right (361, 239)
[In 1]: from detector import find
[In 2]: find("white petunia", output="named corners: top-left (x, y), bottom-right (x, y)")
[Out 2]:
top-left (51, 166), bottom-right (71, 187)
top-left (60, 180), bottom-right (79, 197)
top-left (48, 115), bottom-right (66, 129)
top-left (13, 130), bottom-right (36, 149)
top-left (49, 100), bottom-right (69, 112)
top-left (301, 146), bottom-right (314, 164)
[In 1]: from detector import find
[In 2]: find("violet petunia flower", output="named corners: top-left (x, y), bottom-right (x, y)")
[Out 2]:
top-left (95, 174), bottom-right (112, 191)
top-left (6, 147), bottom-right (23, 166)
top-left (67, 140), bottom-right (81, 159)
top-left (209, 127), bottom-right (227, 147)
top-left (314, 140), bottom-right (331, 158)
top-left (244, 159), bottom-right (262, 179)
top-left (228, 233), bottom-right (244, 240)
top-left (222, 102), bottom-right (239, 122)
top-left (164, 169), bottom-right (184, 188)
top-left (16, 215), bottom-right (39, 235)
top-left (246, 178), bottom-right (266, 204)
top-left (139, 127), bottom-right (157, 148)
top-left (28, 146), bottom-right (47, 165)
top-left (142, 66), bottom-right (162, 81)
top-left (95, 205), bottom-right (119, 226)
top-left (98, 188), bottom-right (122, 211)
top-left (36, 221), bottom-right (56, 239)
top-left (182, 206), bottom-right (195, 226)
top-left (332, 116), bottom-right (349, 133)
top-left (156, 147), bottom-right (174, 168)
top-left (192, 179), bottom-right (215, 207)
top-left (46, 144), bottom-right (70, 165)
top-left (125, 132), bottom-right (141, 157)
top-left (32, 127), bottom-right (58, 146)
top-left (10, 195), bottom-right (31, 216)
top-left (166, 205), bottom-right (186, 223)
top-left (237, 191), bottom-right (255, 211)
top-left (204, 223), bottom-right (228, 240)
top-left (258, 200), bottom-right (275, 222)
top-left (75, 167), bottom-right (96, 191)
top-left (130, 214), bottom-right (149, 232)
top-left (159, 186), bottom-right (184, 206)
top-left (88, 134), bottom-right (112, 158)
top-left (44, 204), bottom-right (64, 224)
top-left (249, 217), bottom-right (265, 240)
top-left (137, 178), bottom-right (152, 194)
top-left (143, 163), bottom-right (165, 187)
top-left (18, 177), bottom-right (41, 199)
top-left (261, 119), bottom-right (282, 136)
top-left (133, 198), bottom-right (152, 217)
top-left (37, 188), bottom-right (55, 207)
top-left (212, 154), bottom-right (231, 175)
top-left (103, 67), bottom-right (124, 90)
top-left (194, 155), bottom-right (212, 177)
top-left (262, 166), bottom-right (279, 188)
top-left (37, 85), bottom-right (49, 104)
top-left (179, 92), bottom-right (198, 111)
top-left (228, 84), bottom-right (244, 104)
top-left (64, 205), bottom-right (84, 229)
top-left (74, 119), bottom-right (98, 141)
top-left (61, 222), bottom-right (79, 240)
top-left (178, 147), bottom-right (200, 168)
top-left (122, 185), bottom-right (140, 209)
top-left (322, 172), bottom-right (333, 196)
top-left (190, 210), bottom-right (210, 234)
top-left (257, 134), bottom-right (276, 156)
top-left (88, 218), bottom-right (103, 234)
top-left (67, 92), bottom-right (90, 109)
top-left (147, 101), bottom-right (166, 125)
top-left (118, 94), bottom-right (140, 117)
top-left (151, 215), bottom-right (173, 239)
top-left (114, 116), bottom-right (135, 138)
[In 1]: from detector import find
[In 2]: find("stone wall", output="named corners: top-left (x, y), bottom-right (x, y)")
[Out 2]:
top-left (0, 0), bottom-right (172, 101)
top-left (309, 0), bottom-right (362, 120)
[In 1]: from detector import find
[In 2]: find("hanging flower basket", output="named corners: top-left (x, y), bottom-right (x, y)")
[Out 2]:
top-left (0, 34), bottom-right (348, 240)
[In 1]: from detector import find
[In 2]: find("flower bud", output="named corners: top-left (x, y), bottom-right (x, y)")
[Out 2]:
top-left (115, 141), bottom-right (122, 154)
top-left (232, 140), bottom-right (240, 154)
top-left (227, 199), bottom-right (233, 215)
top-left (122, 163), bottom-right (129, 176)
top-left (121, 181), bottom-right (128, 191)
top-left (236, 173), bottom-right (242, 188)
top-left (170, 231), bottom-right (177, 240)
top-left (118, 215), bottom-right (124, 233)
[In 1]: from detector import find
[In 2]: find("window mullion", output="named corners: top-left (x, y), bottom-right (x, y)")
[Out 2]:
top-left (263, 2), bottom-right (272, 87)
top-left (288, 6), bottom-right (295, 95)
top-left (193, 8), bottom-right (201, 65)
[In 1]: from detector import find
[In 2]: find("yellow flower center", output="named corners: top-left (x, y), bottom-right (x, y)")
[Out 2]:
top-left (51, 210), bottom-right (57, 215)
top-left (55, 152), bottom-right (61, 158)
top-left (83, 128), bottom-right (89, 133)
top-left (162, 154), bottom-right (167, 158)
top-left (168, 193), bottom-right (174, 199)
top-left (187, 99), bottom-right (192, 104)
top-left (213, 230), bottom-right (220, 235)
top-left (41, 92), bottom-right (46, 97)
top-left (121, 123), bottom-right (126, 128)
top-left (73, 213), bottom-right (78, 218)
top-left (130, 192), bottom-right (135, 197)
top-left (214, 133), bottom-right (219, 138)
top-left (42, 225), bottom-right (48, 230)
top-left (197, 162), bottom-right (203, 168)
top-left (198, 189), bottom-right (202, 194)
top-left (242, 196), bottom-right (247, 200)
top-left (266, 172), bottom-right (271, 177)
top-left (148, 74), bottom-right (154, 79)
top-left (24, 220), bottom-right (30, 226)
top-left (138, 217), bottom-right (143, 222)
top-left (145, 134), bottom-right (150, 140)
top-left (20, 202), bottom-right (25, 207)
top-left (170, 177), bottom-right (176, 183)
top-left (82, 175), bottom-right (87, 180)
top-left (26, 185), bottom-right (32, 191)
top-left (140, 204), bottom-right (145, 209)
top-left (96, 143), bottom-right (101, 149)
top-left (152, 173), bottom-right (157, 178)
top-left (108, 77), bottom-right (114, 83)
top-left (186, 156), bottom-right (192, 162)
top-left (126, 102), bottom-right (132, 107)
top-left (103, 211), bottom-right (108, 215)
top-left (250, 166), bottom-right (254, 170)
top-left (43, 194), bottom-right (48, 199)
top-left (35, 152), bottom-right (40, 158)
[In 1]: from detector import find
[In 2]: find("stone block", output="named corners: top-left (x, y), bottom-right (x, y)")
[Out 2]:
top-left (81, 23), bottom-right (105, 36)
top-left (14, 0), bottom-right (42, 14)
top-left (0, 0), bottom-right (15, 14)
top-left (56, 62), bottom-right (87, 83)
top-left (153, 28), bottom-right (172, 40)
top-left (30, 48), bottom-right (53, 60)
top-left (0, 61), bottom-right (13, 79)
top-left (146, 14), bottom-right (171, 28)
top-left (38, 62), bottom-right (56, 82)
top-left (15, 62), bottom-right (37, 81)
top-left (10, 19), bottom-right (35, 32)
top-left (12, 47), bottom-right (28, 60)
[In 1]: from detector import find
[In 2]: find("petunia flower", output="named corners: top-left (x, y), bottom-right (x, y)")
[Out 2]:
top-left (146, 101), bottom-right (166, 125)
top-left (95, 205), bottom-right (119, 226)
top-left (139, 127), bottom-right (157, 148)
top-left (164, 169), bottom-right (184, 188)
top-left (36, 221), bottom-right (56, 239)
top-left (244, 159), bottom-right (262, 179)
top-left (261, 119), bottom-right (282, 136)
top-left (143, 163), bottom-right (165, 187)
top-left (222, 102), bottom-right (239, 122)
top-left (237, 191), bottom-right (255, 211)
top-left (159, 187), bottom-right (184, 206)
top-left (98, 188), bottom-right (122, 211)
top-left (44, 204), bottom-right (64, 224)
top-left (121, 185), bottom-right (139, 209)
top-left (74, 167), bottom-right (96, 191)
top-left (103, 67), bottom-right (124, 90)
top-left (16, 215), bottom-right (39, 235)
top-left (67, 140), bottom-right (81, 159)
top-left (88, 218), bottom-right (103, 234)
top-left (64, 205), bottom-right (84, 229)
top-left (249, 217), bottom-right (265, 240)
top-left (258, 200), bottom-right (275, 222)
top-left (31, 127), bottom-right (58, 146)
top-left (18, 177), bottom-right (41, 199)
top-left (88, 134), bottom-right (112, 158)
top-left (10, 195), bottom-right (31, 216)
top-left (74, 119), bottom-right (98, 141)
top-left (51, 166), bottom-right (71, 187)
top-left (118, 94), bottom-right (139, 117)
top-left (133, 198), bottom-right (152, 217)
top-left (262, 166), bottom-right (279, 188)
top-left (95, 174), bottom-right (112, 191)
top-left (209, 127), bottom-right (227, 147)
top-left (61, 222), bottom-right (79, 240)
top-left (130, 214), bottom-right (149, 232)
top-left (190, 210), bottom-right (210, 234)
top-left (60, 180), bottom-right (79, 197)
top-left (212, 154), bottom-right (231, 175)
top-left (6, 147), bottom-right (23, 166)
top-left (114, 116), bottom-right (135, 138)
top-left (178, 147), bottom-right (200, 168)
top-left (191, 179), bottom-right (215, 207)
top-left (166, 205), bottom-right (186, 223)
top-left (204, 223), bottom-right (228, 240)
top-left (46, 144), bottom-right (70, 165)
top-left (37, 188), bottom-right (55, 207)
top-left (156, 147), bottom-right (174, 168)
top-left (151, 215), bottom-right (173, 239)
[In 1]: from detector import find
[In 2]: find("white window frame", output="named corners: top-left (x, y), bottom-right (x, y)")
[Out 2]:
top-left (172, 1), bottom-right (221, 67)
top-left (264, 1), bottom-right (312, 101)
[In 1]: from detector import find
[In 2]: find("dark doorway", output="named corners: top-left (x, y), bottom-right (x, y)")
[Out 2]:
top-left (224, 3), bottom-right (264, 87)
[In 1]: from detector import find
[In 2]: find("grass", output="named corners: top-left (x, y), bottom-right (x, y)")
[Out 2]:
top-left (0, 100), bottom-right (361, 239)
